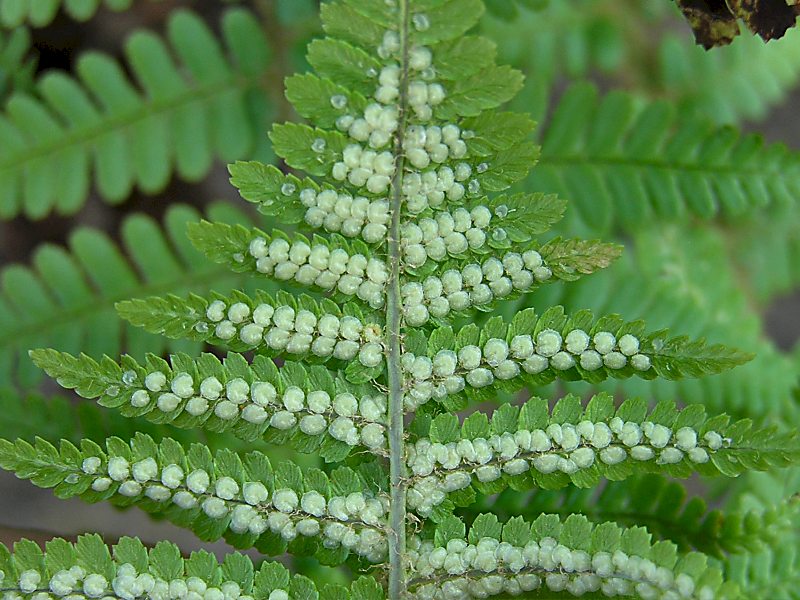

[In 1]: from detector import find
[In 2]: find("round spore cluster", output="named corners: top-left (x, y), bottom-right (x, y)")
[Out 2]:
top-left (77, 455), bottom-right (389, 562)
top-left (247, 236), bottom-right (389, 309)
top-left (195, 299), bottom-right (383, 367)
top-left (400, 206), bottom-right (492, 267)
top-left (299, 187), bottom-right (390, 243)
top-left (403, 331), bottom-right (652, 408)
top-left (408, 535), bottom-right (718, 600)
top-left (400, 250), bottom-right (552, 328)
top-left (405, 419), bottom-right (724, 515)
top-left (122, 367), bottom-right (388, 450)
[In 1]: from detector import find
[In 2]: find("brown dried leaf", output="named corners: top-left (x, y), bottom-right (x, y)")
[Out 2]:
top-left (675, 0), bottom-right (800, 48)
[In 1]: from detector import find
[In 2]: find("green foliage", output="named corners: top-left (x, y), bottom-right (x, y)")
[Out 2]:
top-left (0, 26), bottom-right (34, 101)
top-left (522, 225), bottom-right (798, 422)
top-left (0, 8), bottom-right (272, 218)
top-left (0, 534), bottom-right (346, 600)
top-left (408, 394), bottom-right (799, 520)
top-left (0, 202), bottom-right (256, 390)
top-left (0, 0), bottom-right (798, 597)
top-left (30, 348), bottom-right (383, 460)
top-left (0, 0), bottom-right (165, 27)
top-left (531, 83), bottom-right (800, 236)
top-left (472, 474), bottom-right (800, 558)
top-left (0, 432), bottom-right (387, 566)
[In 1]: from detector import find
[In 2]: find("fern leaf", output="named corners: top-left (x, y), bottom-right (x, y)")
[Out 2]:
top-left (187, 219), bottom-right (619, 320)
top-left (408, 513), bottom-right (739, 599)
top-left (0, 8), bottom-right (271, 219)
top-left (725, 529), bottom-right (800, 599)
top-left (0, 533), bottom-right (331, 600)
top-left (403, 306), bottom-right (751, 409)
top-left (405, 394), bottom-right (799, 518)
top-left (472, 474), bottom-right (799, 558)
top-left (0, 202), bottom-right (253, 390)
top-left (30, 349), bottom-right (387, 460)
top-left (0, 27), bottom-right (35, 102)
top-left (229, 159), bottom-right (569, 261)
top-left (527, 224), bottom-right (798, 421)
top-left (531, 83), bottom-right (800, 236)
top-left (657, 27), bottom-right (800, 124)
top-left (0, 0), bottom-right (162, 27)
top-left (0, 386), bottom-right (205, 448)
top-left (0, 432), bottom-right (389, 565)
top-left (116, 289), bottom-right (384, 384)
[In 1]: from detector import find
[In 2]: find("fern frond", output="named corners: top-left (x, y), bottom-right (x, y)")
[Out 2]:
top-left (531, 83), bottom-right (800, 236)
top-left (0, 27), bottom-right (35, 102)
top-left (403, 306), bottom-right (751, 410)
top-left (0, 203), bottom-right (252, 390)
top-left (472, 474), bottom-right (799, 557)
top-left (0, 8), bottom-right (271, 219)
top-left (0, 432), bottom-right (389, 565)
top-left (229, 161), bottom-right (569, 262)
top-left (409, 513), bottom-right (739, 599)
top-left (115, 289), bottom-right (385, 384)
top-left (526, 224), bottom-right (797, 421)
top-left (404, 393), bottom-right (799, 518)
top-left (0, 534), bottom-right (326, 600)
top-left (657, 28), bottom-right (800, 124)
top-left (725, 527), bottom-right (800, 600)
top-left (30, 349), bottom-right (387, 461)
top-left (187, 219), bottom-right (620, 321)
top-left (0, 0), bottom-right (165, 27)
top-left (727, 202), bottom-right (800, 304)
top-left (0, 386), bottom-right (205, 448)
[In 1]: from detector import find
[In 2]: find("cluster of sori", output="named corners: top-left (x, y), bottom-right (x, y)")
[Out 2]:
top-left (331, 139), bottom-right (396, 194)
top-left (375, 31), bottom-right (444, 120)
top-left (77, 457), bottom-right (388, 561)
top-left (400, 206), bottom-right (493, 267)
top-left (407, 536), bottom-right (714, 600)
top-left (335, 99), bottom-right (398, 151)
top-left (297, 187), bottom-right (390, 243)
top-left (405, 421), bottom-right (725, 515)
top-left (401, 164), bottom-right (475, 214)
top-left (403, 123), bottom-right (468, 170)
top-left (402, 330), bottom-right (653, 406)
top-left (121, 369), bottom-right (388, 449)
top-left (400, 250), bottom-right (553, 328)
top-left (247, 236), bottom-right (389, 308)
top-left (2, 565), bottom-right (287, 600)
top-left (196, 299), bottom-right (385, 367)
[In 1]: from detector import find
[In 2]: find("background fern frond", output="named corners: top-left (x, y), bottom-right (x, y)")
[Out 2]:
top-left (0, 8), bottom-right (272, 219)
top-left (0, 0), bottom-right (168, 28)
top-left (522, 224), bottom-right (797, 421)
top-left (529, 83), bottom-right (800, 236)
top-left (0, 26), bottom-right (34, 103)
top-left (470, 474), bottom-right (799, 557)
top-left (0, 202), bottom-right (253, 390)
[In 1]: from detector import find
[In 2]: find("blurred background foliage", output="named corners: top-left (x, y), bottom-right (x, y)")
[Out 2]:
top-left (0, 0), bottom-right (798, 589)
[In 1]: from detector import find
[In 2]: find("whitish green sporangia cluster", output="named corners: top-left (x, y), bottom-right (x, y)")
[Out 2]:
top-left (3, 0), bottom-right (799, 598)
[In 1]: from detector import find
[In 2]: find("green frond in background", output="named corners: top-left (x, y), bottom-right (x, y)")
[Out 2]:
top-left (0, 0), bottom-right (798, 597)
top-left (0, 8), bottom-right (273, 218)
top-left (0, 0), bottom-right (163, 28)
top-left (530, 83), bottom-right (800, 236)
top-left (520, 225), bottom-right (798, 422)
top-left (0, 202), bottom-right (253, 390)
top-left (0, 26), bottom-right (34, 102)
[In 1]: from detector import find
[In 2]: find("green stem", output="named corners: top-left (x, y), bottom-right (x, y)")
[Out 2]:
top-left (387, 1), bottom-right (411, 597)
